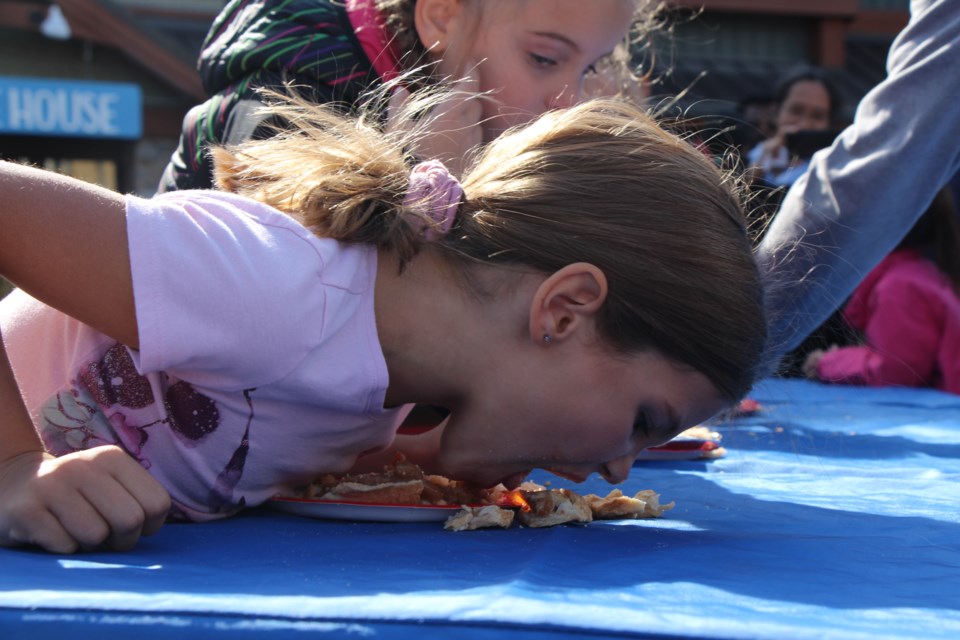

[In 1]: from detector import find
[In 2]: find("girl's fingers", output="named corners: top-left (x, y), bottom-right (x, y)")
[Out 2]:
top-left (104, 456), bottom-right (171, 539)
top-left (6, 508), bottom-right (79, 554)
top-left (84, 447), bottom-right (171, 547)
top-left (137, 494), bottom-right (171, 538)
top-left (79, 482), bottom-right (149, 551)
top-left (48, 489), bottom-right (112, 550)
top-left (0, 446), bottom-right (168, 553)
top-left (43, 446), bottom-right (170, 551)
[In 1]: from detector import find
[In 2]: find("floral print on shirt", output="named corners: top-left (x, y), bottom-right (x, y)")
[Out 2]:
top-left (36, 342), bottom-right (251, 518)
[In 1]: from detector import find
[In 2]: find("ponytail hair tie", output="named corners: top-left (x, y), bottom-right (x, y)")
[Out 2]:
top-left (403, 159), bottom-right (463, 241)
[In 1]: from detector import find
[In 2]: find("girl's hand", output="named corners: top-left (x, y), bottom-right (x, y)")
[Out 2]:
top-left (802, 349), bottom-right (825, 379)
top-left (386, 68), bottom-right (484, 177)
top-left (0, 445), bottom-right (170, 554)
top-left (758, 134), bottom-right (787, 168)
top-left (803, 345), bottom-right (837, 380)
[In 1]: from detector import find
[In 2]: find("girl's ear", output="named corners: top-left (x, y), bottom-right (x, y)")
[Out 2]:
top-left (414, 0), bottom-right (462, 55)
top-left (529, 263), bottom-right (609, 344)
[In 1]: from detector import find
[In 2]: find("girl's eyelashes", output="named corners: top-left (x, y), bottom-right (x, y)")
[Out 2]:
top-left (529, 52), bottom-right (558, 68)
top-left (529, 53), bottom-right (598, 77)
top-left (632, 413), bottom-right (651, 438)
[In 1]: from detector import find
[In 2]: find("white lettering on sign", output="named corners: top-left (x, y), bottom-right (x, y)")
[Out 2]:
top-left (4, 87), bottom-right (120, 135)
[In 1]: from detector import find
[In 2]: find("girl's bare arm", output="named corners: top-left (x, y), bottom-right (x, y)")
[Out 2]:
top-left (0, 160), bottom-right (138, 347)
top-left (0, 162), bottom-right (168, 552)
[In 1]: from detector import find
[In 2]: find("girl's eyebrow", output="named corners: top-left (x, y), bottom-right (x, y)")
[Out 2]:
top-left (527, 32), bottom-right (618, 64)
top-left (529, 31), bottom-right (580, 51)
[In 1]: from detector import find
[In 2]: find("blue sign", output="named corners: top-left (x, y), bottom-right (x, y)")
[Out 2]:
top-left (0, 76), bottom-right (141, 139)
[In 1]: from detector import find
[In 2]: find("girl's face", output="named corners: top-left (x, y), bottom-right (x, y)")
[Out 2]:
top-left (433, 0), bottom-right (636, 142)
top-left (436, 345), bottom-right (726, 490)
top-left (776, 80), bottom-right (832, 135)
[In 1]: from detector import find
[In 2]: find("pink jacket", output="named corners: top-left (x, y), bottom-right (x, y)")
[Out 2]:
top-left (816, 248), bottom-right (960, 394)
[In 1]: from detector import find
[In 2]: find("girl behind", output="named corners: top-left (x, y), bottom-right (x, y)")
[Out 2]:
top-left (159, 0), bottom-right (653, 192)
top-left (805, 188), bottom-right (960, 393)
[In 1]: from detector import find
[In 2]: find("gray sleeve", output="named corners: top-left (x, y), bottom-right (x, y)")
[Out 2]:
top-left (757, 0), bottom-right (960, 365)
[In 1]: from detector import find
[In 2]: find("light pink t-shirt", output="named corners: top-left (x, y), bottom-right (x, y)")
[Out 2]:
top-left (0, 191), bottom-right (409, 520)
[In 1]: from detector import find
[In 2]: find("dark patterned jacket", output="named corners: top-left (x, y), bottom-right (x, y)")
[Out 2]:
top-left (158, 0), bottom-right (383, 192)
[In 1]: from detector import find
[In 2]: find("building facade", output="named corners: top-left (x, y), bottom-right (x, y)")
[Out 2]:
top-left (0, 0), bottom-right (222, 195)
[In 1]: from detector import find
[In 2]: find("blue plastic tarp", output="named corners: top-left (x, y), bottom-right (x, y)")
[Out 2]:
top-left (1, 378), bottom-right (958, 639)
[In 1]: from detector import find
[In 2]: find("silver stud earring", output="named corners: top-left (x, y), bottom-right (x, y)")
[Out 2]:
top-left (543, 334), bottom-right (553, 344)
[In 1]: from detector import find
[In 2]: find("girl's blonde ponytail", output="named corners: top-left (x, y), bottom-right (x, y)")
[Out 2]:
top-left (210, 91), bottom-right (426, 265)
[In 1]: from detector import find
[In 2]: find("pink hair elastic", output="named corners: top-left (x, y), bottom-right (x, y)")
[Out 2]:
top-left (403, 159), bottom-right (463, 241)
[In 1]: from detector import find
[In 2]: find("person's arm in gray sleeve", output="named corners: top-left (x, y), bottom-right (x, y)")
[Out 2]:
top-left (757, 0), bottom-right (960, 367)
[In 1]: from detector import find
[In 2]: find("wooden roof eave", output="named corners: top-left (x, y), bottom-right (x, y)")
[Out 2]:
top-left (0, 0), bottom-right (205, 101)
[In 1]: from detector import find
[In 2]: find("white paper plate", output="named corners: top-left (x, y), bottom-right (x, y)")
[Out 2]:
top-left (268, 497), bottom-right (471, 523)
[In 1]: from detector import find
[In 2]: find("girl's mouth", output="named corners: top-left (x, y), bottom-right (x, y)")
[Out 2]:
top-left (499, 471), bottom-right (531, 490)
top-left (546, 469), bottom-right (589, 483)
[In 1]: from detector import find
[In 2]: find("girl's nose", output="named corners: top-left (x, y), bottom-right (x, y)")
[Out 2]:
top-left (600, 455), bottom-right (633, 484)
